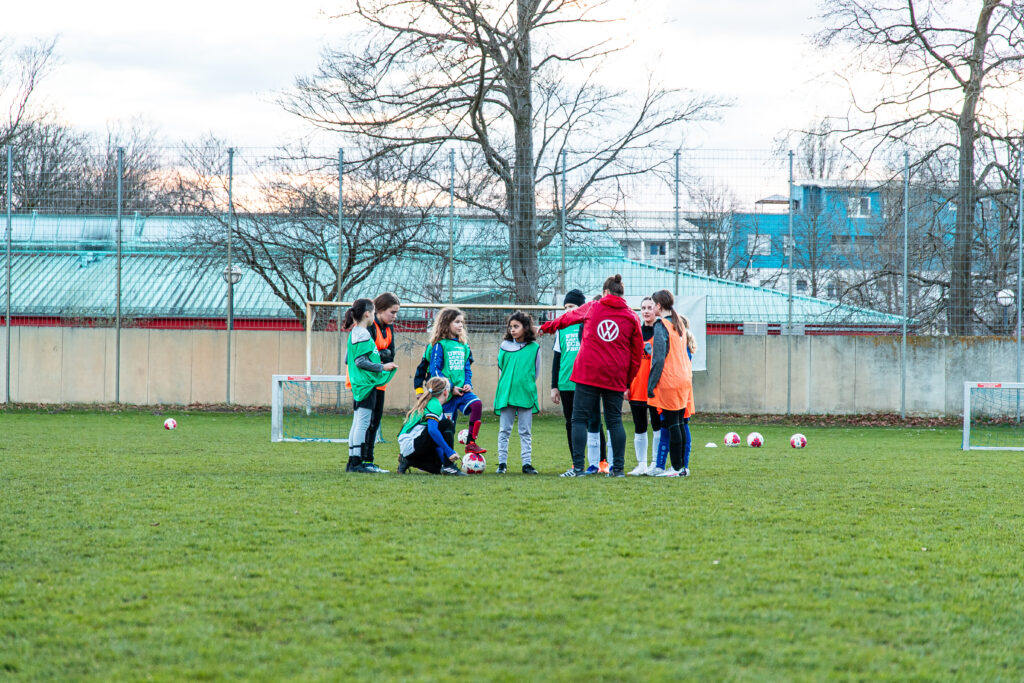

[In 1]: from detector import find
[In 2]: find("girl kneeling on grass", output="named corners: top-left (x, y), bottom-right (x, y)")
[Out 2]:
top-left (494, 312), bottom-right (541, 475)
top-left (425, 308), bottom-right (487, 456)
top-left (345, 298), bottom-right (398, 473)
top-left (396, 377), bottom-right (466, 475)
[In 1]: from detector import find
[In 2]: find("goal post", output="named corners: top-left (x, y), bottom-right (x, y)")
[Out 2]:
top-left (962, 382), bottom-right (1024, 451)
top-left (272, 374), bottom-right (351, 443)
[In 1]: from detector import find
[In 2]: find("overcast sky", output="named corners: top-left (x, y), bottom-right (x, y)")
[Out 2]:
top-left (8, 0), bottom-right (841, 151)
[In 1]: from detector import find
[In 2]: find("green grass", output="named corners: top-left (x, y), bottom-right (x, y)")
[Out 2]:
top-left (2, 410), bottom-right (1023, 680)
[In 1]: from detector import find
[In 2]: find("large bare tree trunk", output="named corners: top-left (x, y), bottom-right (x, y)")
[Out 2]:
top-left (949, 0), bottom-right (997, 335)
top-left (508, 0), bottom-right (539, 303)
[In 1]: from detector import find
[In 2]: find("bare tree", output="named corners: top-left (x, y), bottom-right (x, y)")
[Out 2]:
top-left (816, 0), bottom-right (1024, 334)
top-left (170, 139), bottom-right (446, 320)
top-left (8, 116), bottom-right (91, 213)
top-left (0, 36), bottom-right (56, 147)
top-left (686, 182), bottom-right (761, 282)
top-left (281, 0), bottom-right (726, 302)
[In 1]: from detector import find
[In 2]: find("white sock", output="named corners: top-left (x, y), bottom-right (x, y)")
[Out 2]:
top-left (651, 430), bottom-right (662, 468)
top-left (634, 433), bottom-right (648, 468)
top-left (587, 432), bottom-right (600, 467)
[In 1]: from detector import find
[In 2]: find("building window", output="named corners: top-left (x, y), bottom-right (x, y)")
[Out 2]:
top-left (827, 283), bottom-right (837, 298)
top-left (796, 279), bottom-right (808, 293)
top-left (747, 235), bottom-right (771, 256)
top-left (848, 196), bottom-right (871, 218)
top-left (649, 242), bottom-right (666, 256)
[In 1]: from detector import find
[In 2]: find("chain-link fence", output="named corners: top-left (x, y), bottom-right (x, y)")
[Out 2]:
top-left (2, 143), bottom-right (1022, 412)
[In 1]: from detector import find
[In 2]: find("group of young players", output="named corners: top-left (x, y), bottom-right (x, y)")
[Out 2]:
top-left (342, 274), bottom-right (696, 477)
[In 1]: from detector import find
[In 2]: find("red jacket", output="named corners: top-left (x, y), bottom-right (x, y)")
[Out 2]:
top-left (540, 295), bottom-right (643, 392)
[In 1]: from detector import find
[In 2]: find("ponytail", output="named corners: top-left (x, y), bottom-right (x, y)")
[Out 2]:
top-left (344, 298), bottom-right (374, 330)
top-left (406, 376), bottom-right (449, 421)
top-left (651, 289), bottom-right (685, 338)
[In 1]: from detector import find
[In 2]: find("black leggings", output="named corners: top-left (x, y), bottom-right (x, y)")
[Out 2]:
top-left (660, 408), bottom-right (686, 471)
top-left (629, 401), bottom-right (662, 434)
top-left (558, 390), bottom-right (603, 460)
top-left (404, 418), bottom-right (456, 474)
top-left (362, 389), bottom-right (386, 462)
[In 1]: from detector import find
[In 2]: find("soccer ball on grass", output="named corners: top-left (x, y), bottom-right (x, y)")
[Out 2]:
top-left (163, 418), bottom-right (177, 430)
top-left (463, 452), bottom-right (486, 474)
top-left (747, 432), bottom-right (764, 448)
top-left (790, 433), bottom-right (807, 448)
top-left (723, 432), bottom-right (741, 447)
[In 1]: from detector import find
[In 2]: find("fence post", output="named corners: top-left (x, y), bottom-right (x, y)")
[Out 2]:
top-left (1017, 133), bottom-right (1022, 422)
top-left (115, 148), bottom-right (123, 405)
top-left (901, 151), bottom-right (909, 420)
top-left (786, 150), bottom-right (794, 416)
top-left (226, 147), bottom-right (235, 405)
top-left (4, 145), bottom-right (11, 405)
top-left (338, 148), bottom-right (344, 376)
top-left (449, 149), bottom-right (455, 303)
top-left (674, 149), bottom-right (680, 295)
top-left (560, 149), bottom-right (567, 298)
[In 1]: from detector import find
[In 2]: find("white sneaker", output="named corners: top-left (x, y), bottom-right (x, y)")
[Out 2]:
top-left (647, 466), bottom-right (665, 477)
top-left (628, 464), bottom-right (647, 476)
top-left (656, 468), bottom-right (680, 477)
top-left (680, 467), bottom-right (690, 477)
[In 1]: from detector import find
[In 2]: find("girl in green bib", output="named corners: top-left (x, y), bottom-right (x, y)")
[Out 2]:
top-left (396, 377), bottom-right (465, 475)
top-left (345, 299), bottom-right (397, 473)
top-left (424, 307), bottom-right (487, 456)
top-left (494, 312), bottom-right (540, 474)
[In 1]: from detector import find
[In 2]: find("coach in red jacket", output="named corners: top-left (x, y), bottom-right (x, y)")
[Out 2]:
top-left (540, 274), bottom-right (644, 477)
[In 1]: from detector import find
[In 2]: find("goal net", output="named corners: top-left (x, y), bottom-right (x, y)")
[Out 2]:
top-left (962, 382), bottom-right (1024, 451)
top-left (272, 375), bottom-right (351, 443)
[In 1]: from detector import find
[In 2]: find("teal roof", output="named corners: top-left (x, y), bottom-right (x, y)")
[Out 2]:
top-left (1, 214), bottom-right (909, 327)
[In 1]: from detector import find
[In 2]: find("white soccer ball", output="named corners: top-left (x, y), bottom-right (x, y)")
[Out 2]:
top-left (790, 433), bottom-right (807, 449)
top-left (747, 432), bottom-right (764, 448)
top-left (723, 432), bottom-right (741, 447)
top-left (457, 428), bottom-right (470, 444)
top-left (163, 418), bottom-right (177, 430)
top-left (463, 452), bottom-right (486, 474)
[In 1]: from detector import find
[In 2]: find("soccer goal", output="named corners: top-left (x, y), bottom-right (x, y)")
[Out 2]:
top-left (271, 374), bottom-right (352, 443)
top-left (962, 382), bottom-right (1024, 451)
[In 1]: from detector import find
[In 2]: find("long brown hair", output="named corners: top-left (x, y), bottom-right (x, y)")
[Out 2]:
top-left (343, 298), bottom-right (374, 330)
top-left (406, 376), bottom-right (449, 421)
top-left (651, 290), bottom-right (685, 338)
top-left (503, 311), bottom-right (536, 343)
top-left (428, 307), bottom-right (467, 345)
top-left (373, 292), bottom-right (400, 314)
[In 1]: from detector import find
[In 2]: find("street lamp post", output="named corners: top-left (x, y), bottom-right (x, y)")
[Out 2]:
top-left (996, 288), bottom-right (1014, 335)
top-left (223, 264), bottom-right (243, 331)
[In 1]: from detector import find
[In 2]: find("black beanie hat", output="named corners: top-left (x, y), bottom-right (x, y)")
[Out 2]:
top-left (563, 289), bottom-right (586, 307)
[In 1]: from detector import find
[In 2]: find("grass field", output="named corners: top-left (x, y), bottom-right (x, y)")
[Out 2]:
top-left (2, 409), bottom-right (1023, 680)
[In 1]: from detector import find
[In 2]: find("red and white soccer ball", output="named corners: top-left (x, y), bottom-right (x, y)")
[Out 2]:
top-left (724, 432), bottom-right (741, 447)
top-left (457, 428), bottom-right (470, 444)
top-left (163, 418), bottom-right (177, 430)
top-left (463, 452), bottom-right (486, 474)
top-left (747, 432), bottom-right (764, 448)
top-left (790, 433), bottom-right (807, 449)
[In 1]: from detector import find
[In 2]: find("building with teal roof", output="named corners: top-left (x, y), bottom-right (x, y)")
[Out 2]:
top-left (1, 213), bottom-right (910, 332)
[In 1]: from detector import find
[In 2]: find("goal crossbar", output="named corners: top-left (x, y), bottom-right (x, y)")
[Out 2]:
top-left (304, 300), bottom-right (564, 375)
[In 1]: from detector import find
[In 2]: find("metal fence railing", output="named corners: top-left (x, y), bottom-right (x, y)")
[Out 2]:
top-left (3, 144), bottom-right (1022, 413)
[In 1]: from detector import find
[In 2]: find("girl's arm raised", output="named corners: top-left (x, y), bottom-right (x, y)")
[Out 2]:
top-left (539, 301), bottom-right (591, 335)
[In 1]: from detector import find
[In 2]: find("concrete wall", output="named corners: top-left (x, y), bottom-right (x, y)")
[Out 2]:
top-left (1, 327), bottom-right (1018, 416)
